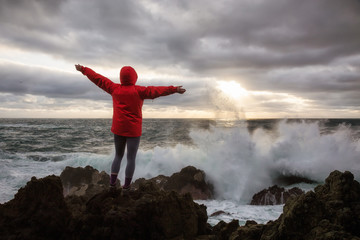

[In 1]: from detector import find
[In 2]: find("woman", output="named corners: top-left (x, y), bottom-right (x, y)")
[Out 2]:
top-left (75, 64), bottom-right (186, 189)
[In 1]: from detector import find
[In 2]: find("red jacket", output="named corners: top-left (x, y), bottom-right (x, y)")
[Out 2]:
top-left (81, 66), bottom-right (178, 137)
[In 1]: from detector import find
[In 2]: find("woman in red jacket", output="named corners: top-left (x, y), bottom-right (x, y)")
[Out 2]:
top-left (75, 64), bottom-right (186, 189)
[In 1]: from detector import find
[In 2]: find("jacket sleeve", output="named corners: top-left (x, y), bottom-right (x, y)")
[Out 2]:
top-left (136, 86), bottom-right (178, 99)
top-left (81, 67), bottom-right (116, 94)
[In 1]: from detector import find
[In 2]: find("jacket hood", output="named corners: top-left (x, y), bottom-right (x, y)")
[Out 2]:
top-left (120, 66), bottom-right (138, 85)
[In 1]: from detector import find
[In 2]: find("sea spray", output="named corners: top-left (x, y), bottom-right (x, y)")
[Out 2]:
top-left (131, 119), bottom-right (360, 203)
top-left (263, 120), bottom-right (360, 182)
top-left (1, 118), bottom-right (359, 205)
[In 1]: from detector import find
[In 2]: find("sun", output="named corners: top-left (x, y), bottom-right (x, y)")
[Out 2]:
top-left (216, 80), bottom-right (249, 99)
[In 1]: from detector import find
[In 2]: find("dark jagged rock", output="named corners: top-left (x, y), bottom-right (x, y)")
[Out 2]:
top-left (210, 210), bottom-right (231, 217)
top-left (2, 168), bottom-right (359, 240)
top-left (60, 165), bottom-right (113, 200)
top-left (69, 181), bottom-right (209, 239)
top-left (250, 185), bottom-right (304, 205)
top-left (0, 175), bottom-right (71, 240)
top-left (60, 165), bottom-right (214, 200)
top-left (0, 172), bottom-right (209, 240)
top-left (212, 219), bottom-right (240, 240)
top-left (229, 220), bottom-right (265, 240)
top-left (229, 170), bottom-right (360, 240)
top-left (274, 174), bottom-right (317, 186)
top-left (133, 166), bottom-right (214, 200)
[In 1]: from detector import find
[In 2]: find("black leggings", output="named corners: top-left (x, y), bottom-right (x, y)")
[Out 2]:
top-left (111, 134), bottom-right (140, 178)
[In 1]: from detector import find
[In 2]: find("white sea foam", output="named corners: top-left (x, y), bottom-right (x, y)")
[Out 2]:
top-left (195, 199), bottom-right (283, 226)
top-left (0, 152), bottom-right (112, 203)
top-left (131, 120), bottom-right (360, 203)
top-left (1, 119), bottom-right (359, 227)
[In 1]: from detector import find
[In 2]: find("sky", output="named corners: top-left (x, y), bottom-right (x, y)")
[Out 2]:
top-left (0, 0), bottom-right (360, 119)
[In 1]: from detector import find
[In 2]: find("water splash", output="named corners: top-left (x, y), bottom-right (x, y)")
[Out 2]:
top-left (133, 119), bottom-right (360, 203)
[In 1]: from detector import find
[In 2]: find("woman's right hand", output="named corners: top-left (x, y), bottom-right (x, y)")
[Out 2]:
top-left (75, 64), bottom-right (83, 72)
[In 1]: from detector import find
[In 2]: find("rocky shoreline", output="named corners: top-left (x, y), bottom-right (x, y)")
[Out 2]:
top-left (1, 166), bottom-right (359, 239)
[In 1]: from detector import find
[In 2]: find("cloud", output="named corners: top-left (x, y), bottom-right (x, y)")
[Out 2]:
top-left (0, 61), bottom-right (208, 114)
top-left (2, 0), bottom-right (358, 70)
top-left (2, 0), bottom-right (360, 69)
top-left (0, 61), bottom-right (106, 99)
top-left (0, 0), bottom-right (359, 117)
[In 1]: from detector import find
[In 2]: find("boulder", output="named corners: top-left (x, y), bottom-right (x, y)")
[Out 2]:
top-left (212, 219), bottom-right (240, 240)
top-left (250, 185), bottom-right (304, 205)
top-left (69, 181), bottom-right (209, 239)
top-left (60, 165), bottom-right (114, 200)
top-left (0, 174), bottom-right (209, 240)
top-left (133, 166), bottom-right (214, 200)
top-left (273, 175), bottom-right (317, 186)
top-left (210, 210), bottom-right (231, 217)
top-left (229, 170), bottom-right (360, 240)
top-left (3, 167), bottom-right (359, 240)
top-left (0, 175), bottom-right (71, 240)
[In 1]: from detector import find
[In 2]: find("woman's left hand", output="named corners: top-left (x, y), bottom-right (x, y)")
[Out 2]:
top-left (177, 86), bottom-right (186, 94)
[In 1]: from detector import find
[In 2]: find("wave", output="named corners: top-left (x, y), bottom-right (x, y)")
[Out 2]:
top-left (132, 119), bottom-right (360, 203)
top-left (1, 119), bottom-right (359, 204)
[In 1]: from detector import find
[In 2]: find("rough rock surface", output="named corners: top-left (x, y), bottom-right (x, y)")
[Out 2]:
top-left (250, 185), bottom-right (304, 205)
top-left (273, 175), bottom-right (317, 186)
top-left (0, 174), bottom-right (209, 240)
top-left (133, 166), bottom-right (214, 200)
top-left (1, 168), bottom-right (359, 240)
top-left (60, 165), bottom-right (113, 200)
top-left (229, 170), bottom-right (360, 240)
top-left (0, 175), bottom-right (71, 240)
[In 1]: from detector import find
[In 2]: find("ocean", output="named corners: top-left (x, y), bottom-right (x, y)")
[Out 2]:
top-left (1, 118), bottom-right (360, 226)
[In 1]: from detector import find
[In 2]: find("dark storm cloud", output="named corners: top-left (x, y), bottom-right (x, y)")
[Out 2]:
top-left (1, 0), bottom-right (360, 115)
top-left (0, 62), bottom-right (109, 100)
top-left (1, 0), bottom-right (360, 70)
top-left (262, 68), bottom-right (360, 93)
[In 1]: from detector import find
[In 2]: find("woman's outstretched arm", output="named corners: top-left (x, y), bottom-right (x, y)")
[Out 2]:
top-left (136, 85), bottom-right (186, 99)
top-left (75, 64), bottom-right (116, 94)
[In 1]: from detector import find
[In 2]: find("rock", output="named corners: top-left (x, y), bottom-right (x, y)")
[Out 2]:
top-left (0, 175), bottom-right (71, 239)
top-left (229, 220), bottom-right (265, 240)
top-left (250, 185), bottom-right (304, 205)
top-left (229, 170), bottom-right (360, 239)
top-left (60, 165), bottom-right (214, 201)
top-left (60, 165), bottom-right (113, 200)
top-left (3, 167), bottom-right (359, 240)
top-left (0, 172), bottom-right (209, 240)
top-left (212, 219), bottom-right (240, 240)
top-left (71, 181), bottom-right (209, 239)
top-left (273, 174), bottom-right (317, 186)
top-left (133, 166), bottom-right (214, 200)
top-left (210, 210), bottom-right (231, 217)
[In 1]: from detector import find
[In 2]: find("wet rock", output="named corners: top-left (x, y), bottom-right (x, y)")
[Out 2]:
top-left (212, 219), bottom-right (240, 240)
top-left (230, 170), bottom-right (360, 240)
top-left (0, 175), bottom-right (71, 240)
top-left (250, 185), bottom-right (304, 205)
top-left (0, 173), bottom-right (209, 240)
top-left (60, 165), bottom-right (114, 200)
top-left (3, 167), bottom-right (358, 240)
top-left (274, 175), bottom-right (317, 186)
top-left (133, 166), bottom-right (214, 200)
top-left (71, 181), bottom-right (209, 239)
top-left (229, 220), bottom-right (265, 240)
top-left (210, 210), bottom-right (231, 217)
top-left (61, 165), bottom-right (214, 201)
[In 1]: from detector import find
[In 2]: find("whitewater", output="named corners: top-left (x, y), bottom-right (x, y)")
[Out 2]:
top-left (0, 118), bottom-right (359, 226)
